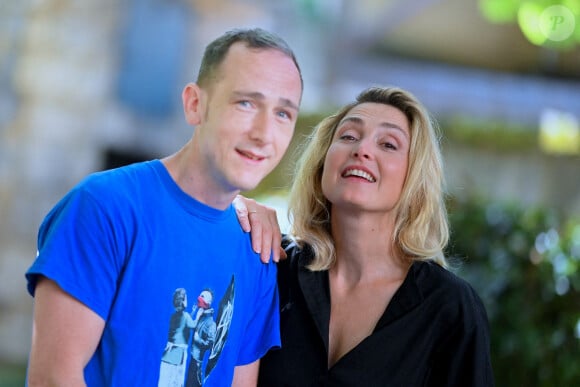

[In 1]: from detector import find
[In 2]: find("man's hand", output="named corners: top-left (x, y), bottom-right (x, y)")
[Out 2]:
top-left (233, 195), bottom-right (285, 263)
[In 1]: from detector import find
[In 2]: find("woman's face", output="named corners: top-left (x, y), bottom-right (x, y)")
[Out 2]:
top-left (321, 102), bottom-right (411, 214)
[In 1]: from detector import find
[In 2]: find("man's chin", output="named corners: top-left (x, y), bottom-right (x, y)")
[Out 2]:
top-left (232, 171), bottom-right (271, 192)
top-left (238, 184), bottom-right (259, 193)
top-left (234, 180), bottom-right (262, 193)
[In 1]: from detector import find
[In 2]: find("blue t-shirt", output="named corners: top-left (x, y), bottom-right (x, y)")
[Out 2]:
top-left (26, 160), bottom-right (280, 386)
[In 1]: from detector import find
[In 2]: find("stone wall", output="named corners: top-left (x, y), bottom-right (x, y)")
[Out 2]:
top-left (1, 0), bottom-right (119, 362)
top-left (0, 0), bottom-right (192, 362)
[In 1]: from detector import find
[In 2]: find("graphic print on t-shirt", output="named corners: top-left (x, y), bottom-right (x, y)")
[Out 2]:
top-left (158, 275), bottom-right (235, 387)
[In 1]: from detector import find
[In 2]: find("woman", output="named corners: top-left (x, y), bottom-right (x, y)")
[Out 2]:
top-left (241, 86), bottom-right (494, 386)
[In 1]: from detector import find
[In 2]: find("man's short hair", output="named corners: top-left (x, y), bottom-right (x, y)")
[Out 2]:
top-left (196, 27), bottom-right (303, 89)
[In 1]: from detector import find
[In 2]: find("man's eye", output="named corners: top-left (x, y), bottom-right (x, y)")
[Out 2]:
top-left (277, 110), bottom-right (291, 120)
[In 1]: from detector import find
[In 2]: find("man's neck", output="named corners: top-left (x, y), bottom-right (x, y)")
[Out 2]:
top-left (161, 144), bottom-right (238, 210)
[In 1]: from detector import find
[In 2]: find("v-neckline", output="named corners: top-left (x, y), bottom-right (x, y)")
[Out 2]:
top-left (297, 258), bottom-right (424, 368)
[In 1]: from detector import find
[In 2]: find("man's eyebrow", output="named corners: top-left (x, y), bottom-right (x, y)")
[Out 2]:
top-left (232, 91), bottom-right (299, 112)
top-left (232, 90), bottom-right (264, 101)
top-left (279, 98), bottom-right (299, 112)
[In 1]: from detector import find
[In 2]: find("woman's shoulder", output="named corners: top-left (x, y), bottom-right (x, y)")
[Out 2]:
top-left (412, 260), bottom-right (488, 325)
top-left (281, 236), bottom-right (314, 267)
top-left (414, 260), bottom-right (476, 293)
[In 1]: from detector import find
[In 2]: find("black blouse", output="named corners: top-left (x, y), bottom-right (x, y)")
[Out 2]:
top-left (258, 240), bottom-right (495, 387)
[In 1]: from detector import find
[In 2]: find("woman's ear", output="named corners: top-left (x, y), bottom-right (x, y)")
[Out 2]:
top-left (182, 83), bottom-right (205, 125)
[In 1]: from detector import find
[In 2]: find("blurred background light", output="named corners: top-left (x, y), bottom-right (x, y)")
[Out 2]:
top-left (539, 108), bottom-right (580, 155)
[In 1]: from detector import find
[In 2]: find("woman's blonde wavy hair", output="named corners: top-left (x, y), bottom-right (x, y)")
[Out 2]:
top-left (287, 86), bottom-right (449, 271)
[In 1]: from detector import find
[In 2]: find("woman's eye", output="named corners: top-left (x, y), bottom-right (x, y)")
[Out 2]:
top-left (339, 134), bottom-right (357, 141)
top-left (382, 142), bottom-right (397, 150)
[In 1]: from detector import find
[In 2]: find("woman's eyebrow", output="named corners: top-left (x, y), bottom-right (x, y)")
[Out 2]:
top-left (338, 116), bottom-right (363, 127)
top-left (339, 116), bottom-right (408, 138)
top-left (379, 122), bottom-right (409, 139)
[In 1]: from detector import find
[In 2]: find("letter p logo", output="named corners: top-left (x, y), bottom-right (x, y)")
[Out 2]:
top-left (550, 15), bottom-right (565, 31)
top-left (540, 6), bottom-right (576, 41)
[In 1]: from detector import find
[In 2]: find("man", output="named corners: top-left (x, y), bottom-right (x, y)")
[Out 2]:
top-left (26, 27), bottom-right (303, 386)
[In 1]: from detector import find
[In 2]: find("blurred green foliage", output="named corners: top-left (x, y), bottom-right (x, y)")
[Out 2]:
top-left (447, 197), bottom-right (580, 386)
top-left (479, 0), bottom-right (580, 50)
top-left (0, 362), bottom-right (26, 387)
top-left (442, 117), bottom-right (538, 152)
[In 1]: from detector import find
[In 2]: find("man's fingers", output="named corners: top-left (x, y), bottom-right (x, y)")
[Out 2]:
top-left (270, 212), bottom-right (282, 262)
top-left (235, 195), bottom-right (283, 264)
top-left (278, 246), bottom-right (287, 261)
top-left (248, 211), bottom-right (263, 255)
top-left (259, 222), bottom-right (273, 264)
top-left (233, 195), bottom-right (251, 232)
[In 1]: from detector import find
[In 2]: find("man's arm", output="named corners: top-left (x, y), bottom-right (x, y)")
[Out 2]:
top-left (27, 277), bottom-right (105, 387)
top-left (231, 360), bottom-right (260, 387)
top-left (233, 195), bottom-right (285, 263)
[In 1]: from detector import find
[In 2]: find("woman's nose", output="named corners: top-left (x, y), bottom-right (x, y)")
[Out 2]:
top-left (352, 140), bottom-right (371, 159)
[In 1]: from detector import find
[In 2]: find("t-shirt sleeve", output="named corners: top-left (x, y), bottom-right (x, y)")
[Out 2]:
top-left (236, 260), bottom-right (281, 365)
top-left (25, 182), bottom-right (126, 321)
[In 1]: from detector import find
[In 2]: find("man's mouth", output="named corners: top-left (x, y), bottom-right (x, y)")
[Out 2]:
top-left (237, 149), bottom-right (265, 161)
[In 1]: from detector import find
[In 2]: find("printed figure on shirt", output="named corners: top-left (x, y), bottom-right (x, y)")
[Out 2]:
top-left (186, 288), bottom-right (216, 387)
top-left (158, 278), bottom-right (235, 387)
top-left (158, 288), bottom-right (195, 387)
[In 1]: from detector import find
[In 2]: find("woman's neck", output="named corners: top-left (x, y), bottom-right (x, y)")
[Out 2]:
top-left (329, 209), bottom-right (407, 285)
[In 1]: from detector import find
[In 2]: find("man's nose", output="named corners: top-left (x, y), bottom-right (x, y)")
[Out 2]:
top-left (248, 110), bottom-right (275, 143)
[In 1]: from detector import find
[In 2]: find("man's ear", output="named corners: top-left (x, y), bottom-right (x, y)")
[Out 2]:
top-left (182, 83), bottom-right (205, 125)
